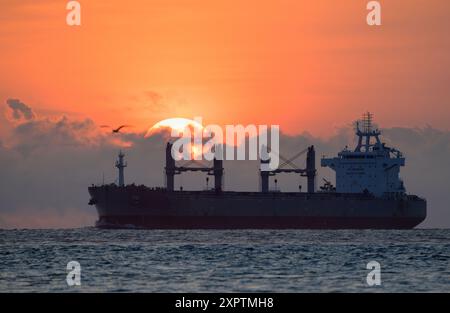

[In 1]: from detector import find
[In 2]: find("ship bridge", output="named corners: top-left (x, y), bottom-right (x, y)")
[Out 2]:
top-left (321, 113), bottom-right (406, 197)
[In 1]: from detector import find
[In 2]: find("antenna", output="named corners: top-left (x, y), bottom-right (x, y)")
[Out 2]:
top-left (362, 112), bottom-right (373, 133)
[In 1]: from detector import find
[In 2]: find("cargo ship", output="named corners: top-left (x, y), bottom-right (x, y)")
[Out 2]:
top-left (88, 113), bottom-right (426, 229)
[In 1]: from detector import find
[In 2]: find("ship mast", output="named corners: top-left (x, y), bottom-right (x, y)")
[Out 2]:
top-left (355, 112), bottom-right (382, 152)
top-left (115, 150), bottom-right (127, 187)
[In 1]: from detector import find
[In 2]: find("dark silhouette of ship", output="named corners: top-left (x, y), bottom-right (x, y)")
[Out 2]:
top-left (88, 114), bottom-right (426, 229)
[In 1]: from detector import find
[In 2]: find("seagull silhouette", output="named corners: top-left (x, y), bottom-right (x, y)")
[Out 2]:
top-left (100, 125), bottom-right (132, 133)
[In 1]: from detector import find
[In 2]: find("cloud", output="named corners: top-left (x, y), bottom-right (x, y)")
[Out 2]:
top-left (12, 116), bottom-right (102, 156)
top-left (6, 98), bottom-right (35, 121)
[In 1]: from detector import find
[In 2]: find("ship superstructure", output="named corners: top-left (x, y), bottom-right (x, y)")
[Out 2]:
top-left (321, 112), bottom-right (405, 196)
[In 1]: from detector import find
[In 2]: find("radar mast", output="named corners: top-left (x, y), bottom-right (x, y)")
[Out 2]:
top-left (355, 112), bottom-right (382, 152)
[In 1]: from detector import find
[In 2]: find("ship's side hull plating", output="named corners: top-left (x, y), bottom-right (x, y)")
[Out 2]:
top-left (88, 186), bottom-right (426, 229)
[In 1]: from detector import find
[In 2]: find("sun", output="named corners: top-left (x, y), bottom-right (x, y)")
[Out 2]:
top-left (145, 118), bottom-right (203, 138)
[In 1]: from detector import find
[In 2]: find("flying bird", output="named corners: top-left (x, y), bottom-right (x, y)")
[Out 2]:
top-left (100, 125), bottom-right (132, 133)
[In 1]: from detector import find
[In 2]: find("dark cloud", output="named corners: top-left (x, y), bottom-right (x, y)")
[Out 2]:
top-left (6, 99), bottom-right (35, 121)
top-left (10, 116), bottom-right (104, 157)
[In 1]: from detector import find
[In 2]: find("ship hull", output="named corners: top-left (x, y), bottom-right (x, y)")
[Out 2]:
top-left (94, 216), bottom-right (423, 229)
top-left (88, 186), bottom-right (426, 229)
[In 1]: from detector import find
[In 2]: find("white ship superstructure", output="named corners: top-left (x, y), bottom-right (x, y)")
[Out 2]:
top-left (321, 112), bottom-right (405, 197)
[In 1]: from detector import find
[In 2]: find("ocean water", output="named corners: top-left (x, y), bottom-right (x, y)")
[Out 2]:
top-left (0, 228), bottom-right (449, 292)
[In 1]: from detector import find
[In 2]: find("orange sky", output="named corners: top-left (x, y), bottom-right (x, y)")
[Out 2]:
top-left (1, 0), bottom-right (450, 136)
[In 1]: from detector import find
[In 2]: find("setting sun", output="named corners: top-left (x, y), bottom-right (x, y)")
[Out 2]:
top-left (146, 118), bottom-right (204, 137)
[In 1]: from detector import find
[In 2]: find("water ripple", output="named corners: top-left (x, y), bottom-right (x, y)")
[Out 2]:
top-left (0, 228), bottom-right (449, 292)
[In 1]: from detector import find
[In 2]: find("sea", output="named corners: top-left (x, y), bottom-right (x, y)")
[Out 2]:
top-left (0, 228), bottom-right (449, 292)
